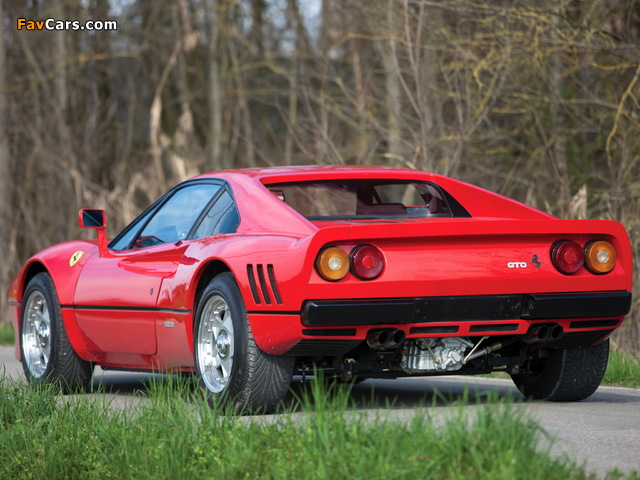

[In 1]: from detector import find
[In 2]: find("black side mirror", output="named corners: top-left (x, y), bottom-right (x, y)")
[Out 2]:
top-left (79, 209), bottom-right (106, 229)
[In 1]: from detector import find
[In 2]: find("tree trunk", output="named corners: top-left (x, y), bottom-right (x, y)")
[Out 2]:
top-left (208, 0), bottom-right (224, 170)
top-left (0, 0), bottom-right (11, 317)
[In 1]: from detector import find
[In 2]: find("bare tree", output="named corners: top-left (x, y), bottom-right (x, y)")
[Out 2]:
top-left (1, 0), bottom-right (639, 351)
top-left (0, 0), bottom-right (12, 316)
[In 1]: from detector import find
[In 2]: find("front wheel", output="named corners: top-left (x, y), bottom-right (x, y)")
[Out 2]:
top-left (20, 273), bottom-right (93, 392)
top-left (194, 273), bottom-right (293, 413)
top-left (511, 339), bottom-right (609, 401)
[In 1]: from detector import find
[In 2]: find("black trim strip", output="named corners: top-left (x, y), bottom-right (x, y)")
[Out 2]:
top-left (303, 299), bottom-right (415, 327)
top-left (303, 292), bottom-right (631, 327)
top-left (522, 292), bottom-right (631, 319)
top-left (159, 308), bottom-right (190, 314)
top-left (61, 304), bottom-right (190, 314)
top-left (8, 301), bottom-right (20, 307)
top-left (247, 310), bottom-right (300, 316)
top-left (416, 295), bottom-right (522, 322)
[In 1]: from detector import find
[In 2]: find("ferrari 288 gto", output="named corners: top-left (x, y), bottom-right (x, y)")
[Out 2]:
top-left (7, 166), bottom-right (633, 411)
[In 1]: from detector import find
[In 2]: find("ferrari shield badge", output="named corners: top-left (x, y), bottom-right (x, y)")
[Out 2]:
top-left (69, 250), bottom-right (85, 267)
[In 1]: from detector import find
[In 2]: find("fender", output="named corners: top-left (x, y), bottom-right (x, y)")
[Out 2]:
top-left (14, 240), bottom-right (100, 305)
top-left (10, 240), bottom-right (100, 361)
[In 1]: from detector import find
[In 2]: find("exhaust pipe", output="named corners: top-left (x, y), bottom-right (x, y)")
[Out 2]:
top-left (366, 329), bottom-right (406, 350)
top-left (387, 329), bottom-right (406, 348)
top-left (525, 325), bottom-right (551, 344)
top-left (366, 329), bottom-right (391, 349)
top-left (550, 324), bottom-right (564, 340)
top-left (524, 324), bottom-right (563, 344)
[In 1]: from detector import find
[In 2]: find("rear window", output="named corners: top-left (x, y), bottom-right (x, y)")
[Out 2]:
top-left (267, 180), bottom-right (470, 220)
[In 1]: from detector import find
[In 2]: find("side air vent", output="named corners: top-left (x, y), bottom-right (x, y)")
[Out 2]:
top-left (256, 264), bottom-right (271, 304)
top-left (247, 264), bottom-right (283, 305)
top-left (267, 264), bottom-right (282, 304)
top-left (247, 265), bottom-right (261, 304)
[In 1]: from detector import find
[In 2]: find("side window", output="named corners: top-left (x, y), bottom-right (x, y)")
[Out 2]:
top-left (192, 190), bottom-right (240, 239)
top-left (133, 184), bottom-right (220, 249)
top-left (110, 208), bottom-right (156, 251)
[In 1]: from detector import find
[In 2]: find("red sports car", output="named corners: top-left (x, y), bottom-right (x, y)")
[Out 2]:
top-left (7, 166), bottom-right (633, 411)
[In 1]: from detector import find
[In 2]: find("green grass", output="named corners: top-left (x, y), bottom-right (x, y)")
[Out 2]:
top-left (0, 322), bottom-right (14, 345)
top-left (603, 348), bottom-right (640, 388)
top-left (0, 374), bottom-right (599, 480)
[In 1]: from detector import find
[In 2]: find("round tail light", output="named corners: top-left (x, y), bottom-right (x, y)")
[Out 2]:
top-left (584, 240), bottom-right (617, 274)
top-left (350, 245), bottom-right (385, 280)
top-left (551, 240), bottom-right (584, 275)
top-left (316, 247), bottom-right (350, 281)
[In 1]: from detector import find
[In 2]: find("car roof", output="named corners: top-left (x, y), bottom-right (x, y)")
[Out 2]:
top-left (189, 165), bottom-right (553, 226)
top-left (191, 165), bottom-right (442, 184)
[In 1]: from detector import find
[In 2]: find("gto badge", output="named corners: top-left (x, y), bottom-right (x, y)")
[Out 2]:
top-left (69, 250), bottom-right (85, 267)
top-left (507, 262), bottom-right (527, 269)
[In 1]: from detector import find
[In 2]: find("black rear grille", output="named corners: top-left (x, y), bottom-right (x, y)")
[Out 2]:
top-left (302, 328), bottom-right (357, 337)
top-left (544, 330), bottom-right (614, 349)
top-left (570, 319), bottom-right (620, 329)
top-left (285, 339), bottom-right (362, 356)
top-left (247, 264), bottom-right (283, 305)
top-left (469, 323), bottom-right (519, 333)
top-left (410, 326), bottom-right (459, 335)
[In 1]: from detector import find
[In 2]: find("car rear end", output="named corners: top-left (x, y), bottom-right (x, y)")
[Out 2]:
top-left (257, 173), bottom-right (631, 388)
top-left (302, 218), bottom-right (631, 353)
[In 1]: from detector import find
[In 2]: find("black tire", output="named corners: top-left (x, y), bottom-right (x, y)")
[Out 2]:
top-left (193, 272), bottom-right (293, 413)
top-left (20, 273), bottom-right (93, 392)
top-left (511, 339), bottom-right (609, 401)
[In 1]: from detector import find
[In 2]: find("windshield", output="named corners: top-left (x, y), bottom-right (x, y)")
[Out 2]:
top-left (267, 180), bottom-right (469, 220)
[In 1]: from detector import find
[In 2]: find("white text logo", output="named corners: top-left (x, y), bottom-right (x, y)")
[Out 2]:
top-left (507, 262), bottom-right (528, 269)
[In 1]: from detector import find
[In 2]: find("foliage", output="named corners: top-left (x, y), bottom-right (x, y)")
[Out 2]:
top-left (604, 347), bottom-right (640, 388)
top-left (0, 1), bottom-right (638, 351)
top-left (0, 322), bottom-right (14, 345)
top-left (0, 374), bottom-right (596, 480)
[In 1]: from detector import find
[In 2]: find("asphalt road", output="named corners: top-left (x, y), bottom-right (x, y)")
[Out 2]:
top-left (1, 345), bottom-right (639, 478)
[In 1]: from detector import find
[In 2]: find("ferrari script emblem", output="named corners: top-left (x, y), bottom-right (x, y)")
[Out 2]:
top-left (69, 251), bottom-right (85, 267)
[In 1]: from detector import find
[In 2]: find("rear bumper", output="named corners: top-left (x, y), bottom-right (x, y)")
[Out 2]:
top-left (250, 291), bottom-right (630, 356)
top-left (302, 291), bottom-right (632, 326)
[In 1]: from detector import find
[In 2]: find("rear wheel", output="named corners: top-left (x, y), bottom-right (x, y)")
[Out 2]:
top-left (20, 273), bottom-right (93, 392)
top-left (511, 339), bottom-right (609, 401)
top-left (194, 273), bottom-right (293, 413)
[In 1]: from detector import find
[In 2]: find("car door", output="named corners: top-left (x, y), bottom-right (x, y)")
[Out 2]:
top-left (73, 182), bottom-right (222, 361)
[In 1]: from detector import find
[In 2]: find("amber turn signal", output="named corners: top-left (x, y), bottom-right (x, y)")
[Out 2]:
top-left (584, 240), bottom-right (617, 274)
top-left (316, 246), bottom-right (350, 281)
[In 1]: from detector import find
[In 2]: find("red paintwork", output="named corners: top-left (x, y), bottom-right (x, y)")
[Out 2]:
top-left (7, 166), bottom-right (633, 369)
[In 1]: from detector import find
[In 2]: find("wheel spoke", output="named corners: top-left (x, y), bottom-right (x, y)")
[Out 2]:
top-left (219, 355), bottom-right (233, 379)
